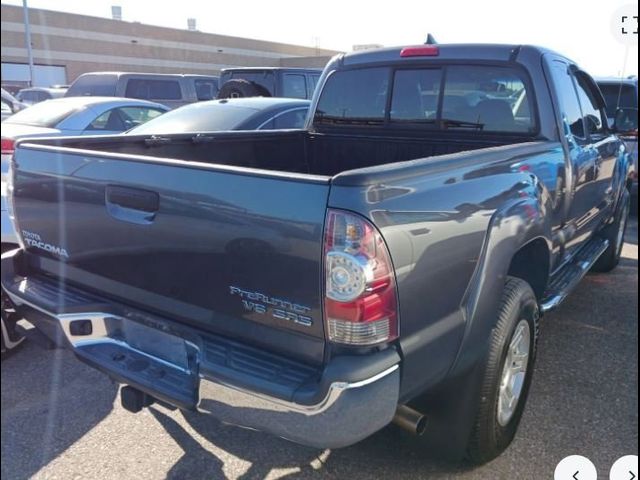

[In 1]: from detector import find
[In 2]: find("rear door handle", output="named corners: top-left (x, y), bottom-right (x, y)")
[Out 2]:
top-left (105, 185), bottom-right (159, 224)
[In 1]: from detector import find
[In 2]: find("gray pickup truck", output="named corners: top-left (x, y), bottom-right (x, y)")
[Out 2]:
top-left (1, 44), bottom-right (633, 464)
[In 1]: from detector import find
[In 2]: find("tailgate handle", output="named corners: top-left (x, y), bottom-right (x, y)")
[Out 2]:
top-left (105, 185), bottom-right (159, 224)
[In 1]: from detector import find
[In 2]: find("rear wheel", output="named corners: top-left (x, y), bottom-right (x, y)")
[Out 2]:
top-left (465, 277), bottom-right (539, 464)
top-left (592, 190), bottom-right (630, 273)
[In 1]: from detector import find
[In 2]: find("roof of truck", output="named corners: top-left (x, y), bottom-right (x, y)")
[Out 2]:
top-left (340, 43), bottom-right (569, 66)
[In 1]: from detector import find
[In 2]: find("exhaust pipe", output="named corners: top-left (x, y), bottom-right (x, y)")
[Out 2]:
top-left (121, 386), bottom-right (155, 413)
top-left (392, 404), bottom-right (427, 436)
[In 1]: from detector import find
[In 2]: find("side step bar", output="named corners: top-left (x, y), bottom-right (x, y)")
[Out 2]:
top-left (540, 237), bottom-right (609, 313)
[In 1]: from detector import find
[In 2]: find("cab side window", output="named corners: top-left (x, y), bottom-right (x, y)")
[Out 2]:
top-left (549, 61), bottom-right (585, 139)
top-left (574, 75), bottom-right (606, 136)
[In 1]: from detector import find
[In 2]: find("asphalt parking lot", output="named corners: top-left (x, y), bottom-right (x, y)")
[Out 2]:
top-left (1, 218), bottom-right (637, 480)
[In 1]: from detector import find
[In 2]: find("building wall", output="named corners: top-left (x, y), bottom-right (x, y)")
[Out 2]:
top-left (1, 4), bottom-right (338, 85)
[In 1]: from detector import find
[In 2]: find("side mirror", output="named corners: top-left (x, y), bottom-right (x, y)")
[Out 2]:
top-left (613, 107), bottom-right (638, 137)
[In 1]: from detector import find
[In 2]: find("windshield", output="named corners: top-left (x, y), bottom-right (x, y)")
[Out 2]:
top-left (4, 100), bottom-right (81, 127)
top-left (598, 83), bottom-right (638, 119)
top-left (126, 101), bottom-right (258, 134)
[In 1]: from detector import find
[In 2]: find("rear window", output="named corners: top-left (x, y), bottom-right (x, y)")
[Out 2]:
top-left (125, 102), bottom-right (258, 135)
top-left (598, 83), bottom-right (638, 119)
top-left (125, 79), bottom-right (182, 100)
top-left (441, 66), bottom-right (534, 132)
top-left (315, 68), bottom-right (389, 123)
top-left (220, 71), bottom-right (276, 96)
top-left (66, 74), bottom-right (117, 97)
top-left (4, 100), bottom-right (80, 127)
top-left (315, 65), bottom-right (536, 133)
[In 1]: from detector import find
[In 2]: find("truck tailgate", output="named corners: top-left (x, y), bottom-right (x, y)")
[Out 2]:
top-left (12, 145), bottom-right (330, 365)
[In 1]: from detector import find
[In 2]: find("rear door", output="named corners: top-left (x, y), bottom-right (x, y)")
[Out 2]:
top-left (13, 141), bottom-right (329, 364)
top-left (572, 71), bottom-right (618, 224)
top-left (546, 59), bottom-right (603, 257)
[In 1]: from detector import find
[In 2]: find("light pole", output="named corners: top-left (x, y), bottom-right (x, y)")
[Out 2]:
top-left (22, 0), bottom-right (35, 87)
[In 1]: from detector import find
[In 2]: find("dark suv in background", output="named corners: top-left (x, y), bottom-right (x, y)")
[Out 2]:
top-left (65, 72), bottom-right (219, 109)
top-left (597, 76), bottom-right (638, 196)
top-left (217, 67), bottom-right (321, 99)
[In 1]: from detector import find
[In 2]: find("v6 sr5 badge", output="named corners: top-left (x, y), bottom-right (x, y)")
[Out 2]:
top-left (229, 286), bottom-right (313, 327)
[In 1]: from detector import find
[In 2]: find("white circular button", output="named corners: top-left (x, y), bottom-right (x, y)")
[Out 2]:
top-left (555, 455), bottom-right (597, 480)
top-left (610, 455), bottom-right (638, 480)
top-left (610, 4), bottom-right (639, 46)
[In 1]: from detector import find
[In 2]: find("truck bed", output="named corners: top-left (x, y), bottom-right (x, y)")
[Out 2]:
top-left (39, 129), bottom-right (531, 176)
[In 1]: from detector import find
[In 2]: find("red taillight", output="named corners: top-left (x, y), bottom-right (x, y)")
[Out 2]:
top-left (1, 138), bottom-right (15, 155)
top-left (323, 209), bottom-right (398, 346)
top-left (400, 45), bottom-right (439, 57)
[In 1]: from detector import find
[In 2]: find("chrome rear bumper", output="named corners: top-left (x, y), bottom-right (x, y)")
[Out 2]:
top-left (1, 249), bottom-right (400, 449)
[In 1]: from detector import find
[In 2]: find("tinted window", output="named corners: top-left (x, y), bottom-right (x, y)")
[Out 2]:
top-left (221, 71), bottom-right (275, 96)
top-left (598, 83), bottom-right (637, 119)
top-left (390, 69), bottom-right (442, 121)
top-left (315, 67), bottom-right (389, 123)
top-left (549, 61), bottom-right (585, 138)
top-left (442, 66), bottom-right (534, 132)
top-left (126, 102), bottom-right (258, 134)
top-left (125, 79), bottom-right (182, 100)
top-left (194, 79), bottom-right (218, 101)
top-left (574, 75), bottom-right (606, 136)
top-left (315, 65), bottom-right (534, 133)
top-left (66, 74), bottom-right (118, 97)
top-left (282, 74), bottom-right (307, 99)
top-left (261, 107), bottom-right (309, 130)
top-left (88, 106), bottom-right (165, 131)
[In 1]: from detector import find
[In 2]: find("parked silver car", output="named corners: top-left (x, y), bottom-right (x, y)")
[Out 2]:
top-left (16, 86), bottom-right (68, 106)
top-left (2, 96), bottom-right (168, 245)
top-left (1, 95), bottom-right (168, 356)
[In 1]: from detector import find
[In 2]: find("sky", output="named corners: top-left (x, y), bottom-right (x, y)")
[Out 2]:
top-left (3, 0), bottom-right (638, 77)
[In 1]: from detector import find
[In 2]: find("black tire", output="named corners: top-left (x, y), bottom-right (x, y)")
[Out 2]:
top-left (465, 276), bottom-right (539, 464)
top-left (592, 190), bottom-right (631, 273)
top-left (217, 79), bottom-right (270, 99)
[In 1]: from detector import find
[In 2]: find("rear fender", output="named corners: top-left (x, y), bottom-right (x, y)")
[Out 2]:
top-left (449, 180), bottom-right (552, 377)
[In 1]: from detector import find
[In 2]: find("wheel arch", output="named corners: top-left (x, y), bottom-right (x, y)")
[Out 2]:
top-left (506, 237), bottom-right (550, 301)
top-left (448, 193), bottom-right (552, 378)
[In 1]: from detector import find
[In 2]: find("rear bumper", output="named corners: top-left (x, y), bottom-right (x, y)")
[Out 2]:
top-left (1, 249), bottom-right (400, 449)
